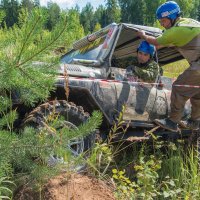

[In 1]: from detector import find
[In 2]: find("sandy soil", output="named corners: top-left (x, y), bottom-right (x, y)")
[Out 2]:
top-left (14, 173), bottom-right (116, 200)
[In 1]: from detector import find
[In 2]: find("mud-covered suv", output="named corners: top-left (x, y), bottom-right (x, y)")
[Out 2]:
top-left (15, 23), bottom-right (192, 157)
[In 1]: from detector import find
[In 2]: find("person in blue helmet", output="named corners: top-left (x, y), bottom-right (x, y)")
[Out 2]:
top-left (115, 40), bottom-right (161, 82)
top-left (137, 1), bottom-right (200, 132)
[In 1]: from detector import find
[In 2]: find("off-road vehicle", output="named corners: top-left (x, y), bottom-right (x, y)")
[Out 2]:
top-left (14, 23), bottom-right (194, 158)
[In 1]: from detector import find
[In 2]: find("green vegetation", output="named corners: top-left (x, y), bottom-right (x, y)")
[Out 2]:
top-left (86, 107), bottom-right (200, 199)
top-left (111, 142), bottom-right (200, 199)
top-left (0, 1), bottom-right (199, 199)
top-left (0, 7), bottom-right (100, 198)
top-left (163, 59), bottom-right (189, 78)
top-left (0, 0), bottom-right (199, 35)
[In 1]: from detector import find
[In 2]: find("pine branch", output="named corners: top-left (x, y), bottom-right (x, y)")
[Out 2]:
top-left (16, 20), bottom-right (67, 68)
top-left (16, 15), bottom-right (41, 65)
top-left (63, 111), bottom-right (103, 140)
top-left (18, 66), bottom-right (49, 90)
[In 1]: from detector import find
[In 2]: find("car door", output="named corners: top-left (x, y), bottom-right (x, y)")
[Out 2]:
top-left (108, 23), bottom-right (183, 123)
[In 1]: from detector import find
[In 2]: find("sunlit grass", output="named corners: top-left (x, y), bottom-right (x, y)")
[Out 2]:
top-left (163, 59), bottom-right (189, 78)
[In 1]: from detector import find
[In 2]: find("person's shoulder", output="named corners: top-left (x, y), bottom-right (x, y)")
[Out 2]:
top-left (160, 25), bottom-right (181, 41)
top-left (148, 60), bottom-right (159, 66)
top-left (176, 18), bottom-right (197, 24)
top-left (161, 27), bottom-right (176, 37)
top-left (175, 18), bottom-right (200, 28)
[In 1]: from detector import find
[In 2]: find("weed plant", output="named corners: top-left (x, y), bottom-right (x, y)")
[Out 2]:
top-left (112, 138), bottom-right (200, 200)
top-left (87, 106), bottom-right (200, 199)
top-left (0, 109), bottom-right (102, 198)
top-left (86, 106), bottom-right (131, 178)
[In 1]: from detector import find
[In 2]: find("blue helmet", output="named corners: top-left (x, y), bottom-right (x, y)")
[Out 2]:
top-left (137, 41), bottom-right (155, 57)
top-left (156, 1), bottom-right (181, 20)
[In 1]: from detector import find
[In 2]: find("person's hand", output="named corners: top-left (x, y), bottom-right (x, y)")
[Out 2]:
top-left (137, 78), bottom-right (143, 82)
top-left (137, 30), bottom-right (146, 39)
top-left (127, 76), bottom-right (139, 82)
top-left (126, 65), bottom-right (136, 73)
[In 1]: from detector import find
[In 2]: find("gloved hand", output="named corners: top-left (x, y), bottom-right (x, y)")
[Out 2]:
top-left (126, 65), bottom-right (136, 75)
top-left (125, 65), bottom-right (138, 82)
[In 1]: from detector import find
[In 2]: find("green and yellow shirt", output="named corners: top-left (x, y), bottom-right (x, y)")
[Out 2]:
top-left (156, 18), bottom-right (200, 69)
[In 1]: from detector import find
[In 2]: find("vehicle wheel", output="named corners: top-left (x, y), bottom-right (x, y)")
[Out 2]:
top-left (23, 100), bottom-right (95, 171)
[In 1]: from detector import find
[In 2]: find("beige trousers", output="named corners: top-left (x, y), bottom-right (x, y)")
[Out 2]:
top-left (169, 69), bottom-right (200, 122)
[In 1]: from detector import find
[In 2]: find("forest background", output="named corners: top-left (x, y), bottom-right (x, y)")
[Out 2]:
top-left (1, 0), bottom-right (199, 46)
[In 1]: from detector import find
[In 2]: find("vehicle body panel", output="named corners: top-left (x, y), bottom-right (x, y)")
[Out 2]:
top-left (58, 23), bottom-right (190, 130)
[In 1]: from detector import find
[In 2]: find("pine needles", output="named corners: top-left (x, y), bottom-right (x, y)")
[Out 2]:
top-left (0, 8), bottom-right (68, 105)
top-left (0, 7), bottom-right (101, 198)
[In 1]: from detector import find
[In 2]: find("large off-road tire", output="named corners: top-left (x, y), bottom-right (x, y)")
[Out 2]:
top-left (23, 100), bottom-right (94, 170)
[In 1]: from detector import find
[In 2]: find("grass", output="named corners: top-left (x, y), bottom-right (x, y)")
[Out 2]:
top-left (111, 140), bottom-right (200, 200)
top-left (0, 57), bottom-right (196, 199)
top-left (163, 59), bottom-right (189, 78)
top-left (85, 106), bottom-right (200, 199)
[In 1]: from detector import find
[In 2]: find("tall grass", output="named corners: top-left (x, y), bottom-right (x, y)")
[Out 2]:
top-left (111, 140), bottom-right (200, 200)
top-left (86, 106), bottom-right (200, 199)
top-left (159, 143), bottom-right (200, 199)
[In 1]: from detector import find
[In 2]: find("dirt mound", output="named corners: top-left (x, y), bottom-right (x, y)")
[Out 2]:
top-left (14, 173), bottom-right (116, 200)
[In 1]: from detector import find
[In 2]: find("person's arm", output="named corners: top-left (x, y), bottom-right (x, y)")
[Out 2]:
top-left (137, 30), bottom-right (160, 46)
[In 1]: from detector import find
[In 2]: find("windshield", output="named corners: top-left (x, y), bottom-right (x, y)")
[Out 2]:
top-left (61, 36), bottom-right (106, 63)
